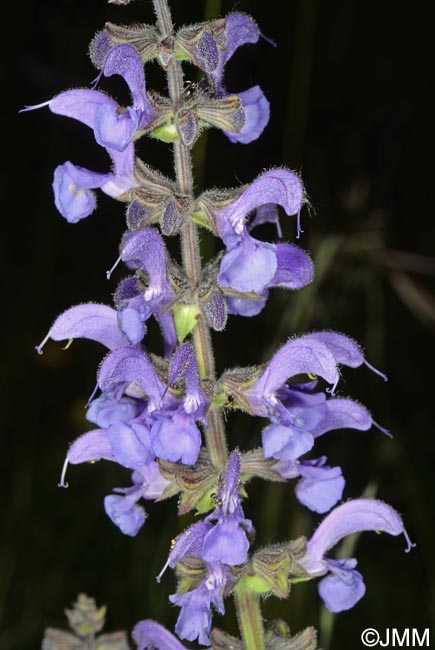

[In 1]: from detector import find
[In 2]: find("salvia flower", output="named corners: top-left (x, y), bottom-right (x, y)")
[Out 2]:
top-left (299, 499), bottom-right (415, 612)
top-left (160, 451), bottom-right (251, 574)
top-left (133, 619), bottom-right (191, 650)
top-left (169, 562), bottom-right (227, 646)
top-left (202, 450), bottom-right (252, 565)
top-left (35, 303), bottom-right (129, 354)
top-left (211, 13), bottom-right (270, 143)
top-left (93, 44), bottom-right (157, 151)
top-left (22, 43), bottom-right (161, 221)
top-left (52, 338), bottom-right (209, 530)
top-left (96, 343), bottom-right (207, 464)
top-left (275, 456), bottom-right (345, 514)
top-left (104, 462), bottom-right (170, 536)
top-left (25, 44), bottom-right (155, 152)
top-left (234, 332), bottom-right (390, 517)
top-left (244, 332), bottom-right (386, 458)
top-left (115, 228), bottom-right (173, 344)
top-left (157, 453), bottom-right (249, 644)
top-left (65, 421), bottom-right (169, 536)
top-left (54, 137), bottom-right (137, 223)
top-left (211, 169), bottom-right (313, 314)
top-left (149, 344), bottom-right (207, 464)
top-left (261, 385), bottom-right (373, 462)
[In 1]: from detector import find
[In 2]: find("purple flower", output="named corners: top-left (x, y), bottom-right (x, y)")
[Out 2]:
top-left (211, 13), bottom-right (270, 143)
top-left (168, 343), bottom-right (208, 417)
top-left (22, 44), bottom-right (160, 221)
top-left (299, 499), bottom-right (415, 612)
top-left (25, 44), bottom-right (155, 151)
top-left (238, 335), bottom-right (390, 518)
top-left (97, 346), bottom-right (166, 412)
top-left (53, 344), bottom-right (166, 493)
top-left (221, 240), bottom-right (314, 315)
top-left (202, 451), bottom-right (252, 565)
top-left (212, 169), bottom-right (312, 309)
top-left (239, 333), bottom-right (386, 472)
top-left (86, 385), bottom-right (144, 429)
top-left (35, 303), bottom-right (129, 354)
top-left (169, 563), bottom-right (227, 646)
top-left (65, 407), bottom-right (169, 536)
top-left (215, 169), bottom-right (304, 240)
top-left (245, 330), bottom-right (385, 414)
top-left (157, 451), bottom-right (250, 603)
top-left (116, 229), bottom-right (173, 344)
top-left (151, 412), bottom-right (202, 465)
top-left (104, 490), bottom-right (147, 537)
top-left (148, 344), bottom-right (208, 464)
top-left (274, 456), bottom-right (345, 514)
top-left (66, 413), bottom-right (153, 473)
top-left (261, 387), bottom-right (372, 462)
top-left (244, 334), bottom-right (340, 416)
top-left (104, 462), bottom-right (170, 536)
top-left (35, 305), bottom-right (184, 485)
top-left (94, 44), bottom-right (156, 150)
top-left (52, 148), bottom-right (137, 223)
top-left (133, 620), bottom-right (191, 650)
top-left (97, 343), bottom-right (207, 465)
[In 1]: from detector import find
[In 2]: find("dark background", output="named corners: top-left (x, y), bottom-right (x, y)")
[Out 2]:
top-left (4, 0), bottom-right (434, 648)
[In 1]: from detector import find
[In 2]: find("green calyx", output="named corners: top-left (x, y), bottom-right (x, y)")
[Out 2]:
top-left (173, 303), bottom-right (201, 342)
top-left (152, 122), bottom-right (178, 143)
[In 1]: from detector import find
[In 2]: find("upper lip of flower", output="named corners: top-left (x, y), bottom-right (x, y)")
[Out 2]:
top-left (300, 498), bottom-right (414, 576)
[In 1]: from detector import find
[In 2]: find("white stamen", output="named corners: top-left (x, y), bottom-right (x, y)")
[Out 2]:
top-left (156, 558), bottom-right (170, 583)
top-left (91, 70), bottom-right (103, 90)
top-left (19, 99), bottom-right (51, 113)
top-left (85, 382), bottom-right (99, 408)
top-left (106, 255), bottom-right (122, 280)
top-left (372, 420), bottom-right (393, 439)
top-left (364, 359), bottom-right (388, 382)
top-left (58, 457), bottom-right (69, 488)
top-left (404, 529), bottom-right (417, 553)
top-left (326, 376), bottom-right (339, 396)
top-left (35, 331), bottom-right (51, 355)
top-left (296, 210), bottom-right (304, 240)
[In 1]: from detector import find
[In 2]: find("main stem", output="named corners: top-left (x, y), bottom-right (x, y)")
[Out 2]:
top-left (153, 0), bottom-right (227, 471)
top-left (234, 586), bottom-right (266, 650)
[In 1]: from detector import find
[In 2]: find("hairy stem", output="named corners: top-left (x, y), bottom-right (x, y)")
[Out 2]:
top-left (234, 586), bottom-right (266, 650)
top-left (152, 0), bottom-right (228, 470)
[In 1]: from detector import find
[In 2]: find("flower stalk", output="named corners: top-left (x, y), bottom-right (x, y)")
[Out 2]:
top-left (152, 0), bottom-right (228, 472)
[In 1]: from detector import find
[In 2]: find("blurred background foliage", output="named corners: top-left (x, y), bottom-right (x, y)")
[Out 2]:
top-left (5, 0), bottom-right (434, 647)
